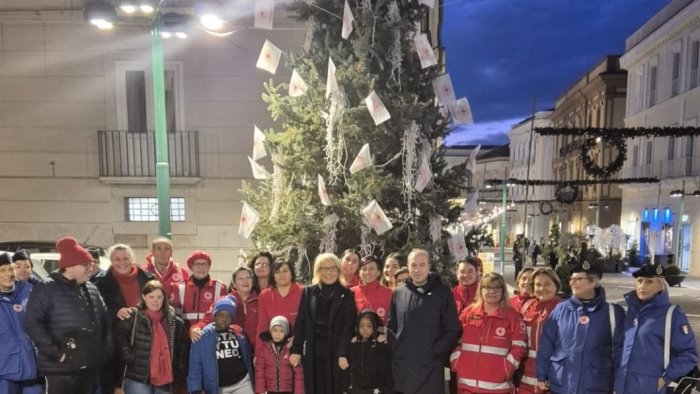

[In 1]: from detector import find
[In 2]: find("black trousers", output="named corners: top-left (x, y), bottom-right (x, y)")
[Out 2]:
top-left (47, 372), bottom-right (96, 394)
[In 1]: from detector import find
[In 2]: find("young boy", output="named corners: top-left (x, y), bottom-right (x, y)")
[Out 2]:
top-left (188, 298), bottom-right (254, 394)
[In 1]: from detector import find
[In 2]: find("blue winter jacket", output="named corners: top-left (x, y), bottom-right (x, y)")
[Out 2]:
top-left (614, 290), bottom-right (698, 394)
top-left (187, 324), bottom-right (254, 394)
top-left (536, 286), bottom-right (625, 393)
top-left (0, 280), bottom-right (38, 382)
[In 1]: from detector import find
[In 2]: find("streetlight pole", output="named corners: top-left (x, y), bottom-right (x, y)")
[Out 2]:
top-left (150, 17), bottom-right (171, 238)
top-left (500, 176), bottom-right (507, 275)
top-left (675, 180), bottom-right (685, 266)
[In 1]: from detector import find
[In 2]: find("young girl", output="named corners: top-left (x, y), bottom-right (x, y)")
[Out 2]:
top-left (254, 315), bottom-right (304, 394)
top-left (347, 310), bottom-right (391, 394)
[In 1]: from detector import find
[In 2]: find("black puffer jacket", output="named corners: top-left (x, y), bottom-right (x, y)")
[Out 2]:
top-left (24, 272), bottom-right (111, 375)
top-left (115, 306), bottom-right (188, 386)
top-left (94, 267), bottom-right (154, 317)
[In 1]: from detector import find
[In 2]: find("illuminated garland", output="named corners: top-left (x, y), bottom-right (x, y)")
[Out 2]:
top-left (484, 177), bottom-right (659, 186)
top-left (540, 201), bottom-right (555, 215)
top-left (556, 184), bottom-right (578, 204)
top-left (580, 136), bottom-right (627, 178)
top-left (535, 126), bottom-right (700, 138)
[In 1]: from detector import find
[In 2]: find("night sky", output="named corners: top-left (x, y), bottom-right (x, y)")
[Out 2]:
top-left (442, 0), bottom-right (669, 146)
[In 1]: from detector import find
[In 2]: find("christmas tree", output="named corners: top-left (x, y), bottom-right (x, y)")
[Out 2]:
top-left (241, 0), bottom-right (468, 280)
top-left (544, 222), bottom-right (561, 266)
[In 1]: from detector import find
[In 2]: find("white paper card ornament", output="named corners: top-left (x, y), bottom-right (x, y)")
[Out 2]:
top-left (419, 0), bottom-right (435, 8)
top-left (449, 97), bottom-right (474, 125)
top-left (248, 156), bottom-right (269, 179)
top-left (466, 144), bottom-right (480, 174)
top-left (237, 249), bottom-right (247, 268)
top-left (254, 0), bottom-right (274, 29)
top-left (350, 143), bottom-right (372, 174)
top-left (464, 190), bottom-right (479, 216)
top-left (288, 69), bottom-right (308, 97)
top-left (318, 174), bottom-right (331, 206)
top-left (433, 73), bottom-right (456, 105)
top-left (365, 91), bottom-right (391, 125)
top-left (414, 33), bottom-right (437, 69)
top-left (238, 202), bottom-right (260, 239)
top-left (253, 125), bottom-right (267, 160)
top-left (414, 155), bottom-right (432, 192)
top-left (326, 57), bottom-right (339, 100)
top-left (362, 200), bottom-right (393, 235)
top-left (342, 0), bottom-right (354, 39)
top-left (256, 40), bottom-right (282, 75)
top-left (448, 228), bottom-right (468, 261)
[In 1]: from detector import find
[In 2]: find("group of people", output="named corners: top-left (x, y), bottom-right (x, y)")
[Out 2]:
top-left (0, 236), bottom-right (698, 394)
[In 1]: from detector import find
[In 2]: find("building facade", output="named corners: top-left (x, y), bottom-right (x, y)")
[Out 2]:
top-left (549, 55), bottom-right (626, 236)
top-left (507, 111), bottom-right (554, 243)
top-left (619, 0), bottom-right (700, 274)
top-left (0, 1), bottom-right (443, 279)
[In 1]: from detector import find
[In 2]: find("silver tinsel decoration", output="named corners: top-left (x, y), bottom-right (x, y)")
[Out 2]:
top-left (269, 164), bottom-right (282, 223)
top-left (429, 214), bottom-right (443, 243)
top-left (360, 224), bottom-right (375, 257)
top-left (402, 121), bottom-right (420, 212)
top-left (325, 86), bottom-right (348, 185)
top-left (386, 1), bottom-right (402, 89)
top-left (319, 213), bottom-right (339, 253)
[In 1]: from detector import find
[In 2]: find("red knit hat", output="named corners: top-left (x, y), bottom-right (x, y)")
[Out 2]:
top-left (186, 250), bottom-right (211, 270)
top-left (56, 237), bottom-right (93, 269)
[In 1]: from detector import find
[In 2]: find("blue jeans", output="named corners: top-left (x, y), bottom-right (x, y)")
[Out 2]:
top-left (123, 379), bottom-right (171, 394)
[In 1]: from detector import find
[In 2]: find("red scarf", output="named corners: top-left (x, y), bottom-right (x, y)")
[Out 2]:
top-left (112, 266), bottom-right (140, 307)
top-left (145, 309), bottom-right (173, 386)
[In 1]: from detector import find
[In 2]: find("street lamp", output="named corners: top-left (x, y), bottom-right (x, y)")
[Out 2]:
top-left (669, 182), bottom-right (700, 267)
top-left (84, 0), bottom-right (226, 238)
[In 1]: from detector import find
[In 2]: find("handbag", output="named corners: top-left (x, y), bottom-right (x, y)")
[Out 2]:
top-left (121, 313), bottom-right (139, 390)
top-left (663, 305), bottom-right (700, 394)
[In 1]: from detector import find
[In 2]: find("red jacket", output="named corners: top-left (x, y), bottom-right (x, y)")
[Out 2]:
top-left (142, 257), bottom-right (190, 305)
top-left (189, 291), bottom-right (259, 349)
top-left (453, 283), bottom-right (478, 315)
top-left (450, 304), bottom-right (528, 393)
top-left (256, 283), bottom-right (303, 338)
top-left (172, 277), bottom-right (227, 326)
top-left (351, 280), bottom-right (392, 324)
top-left (518, 297), bottom-right (560, 393)
top-left (254, 334), bottom-right (304, 393)
top-left (509, 293), bottom-right (532, 313)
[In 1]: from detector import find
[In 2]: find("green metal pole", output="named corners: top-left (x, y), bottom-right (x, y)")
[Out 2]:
top-left (500, 178), bottom-right (507, 274)
top-left (151, 21), bottom-right (171, 238)
top-left (676, 194), bottom-right (684, 266)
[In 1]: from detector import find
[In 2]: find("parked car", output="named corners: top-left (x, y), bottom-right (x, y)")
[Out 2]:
top-left (28, 252), bottom-right (111, 280)
top-left (0, 240), bottom-right (107, 257)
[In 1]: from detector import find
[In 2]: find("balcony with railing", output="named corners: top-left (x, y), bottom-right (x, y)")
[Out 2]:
top-left (619, 156), bottom-right (699, 180)
top-left (98, 130), bottom-right (199, 178)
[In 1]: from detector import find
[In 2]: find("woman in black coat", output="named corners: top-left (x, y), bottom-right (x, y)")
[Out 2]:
top-left (116, 280), bottom-right (188, 393)
top-left (290, 253), bottom-right (356, 394)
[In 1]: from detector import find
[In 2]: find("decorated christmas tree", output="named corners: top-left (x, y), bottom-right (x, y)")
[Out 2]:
top-left (241, 0), bottom-right (469, 280)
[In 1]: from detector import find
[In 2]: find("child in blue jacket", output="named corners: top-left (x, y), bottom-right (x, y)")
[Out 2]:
top-left (188, 298), bottom-right (254, 394)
